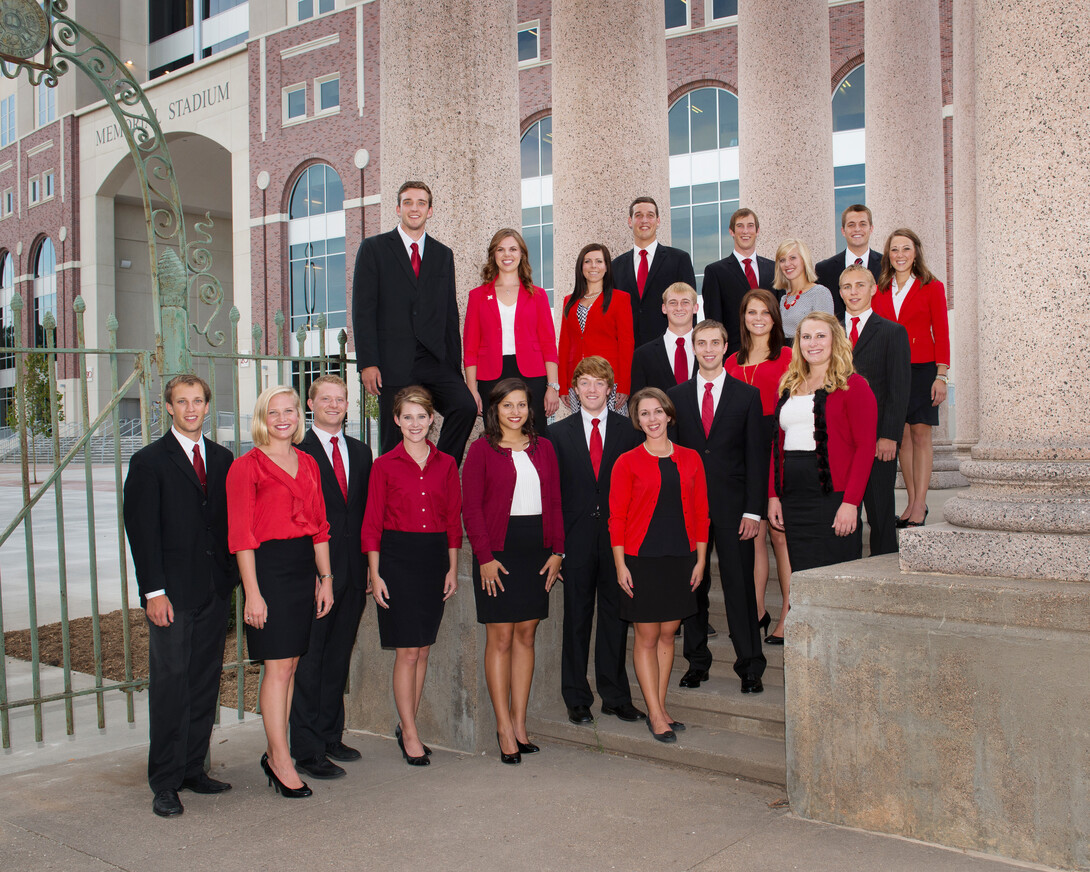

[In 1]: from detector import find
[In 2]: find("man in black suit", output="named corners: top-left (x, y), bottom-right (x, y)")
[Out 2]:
top-left (815, 204), bottom-right (882, 320)
top-left (290, 375), bottom-right (373, 779)
top-left (612, 196), bottom-right (697, 348)
top-left (123, 375), bottom-right (236, 817)
top-left (630, 281), bottom-right (698, 395)
top-left (551, 357), bottom-right (644, 726)
top-left (839, 264), bottom-right (911, 555)
top-left (668, 320), bottom-right (767, 694)
top-left (701, 208), bottom-right (778, 355)
top-left (352, 181), bottom-right (476, 465)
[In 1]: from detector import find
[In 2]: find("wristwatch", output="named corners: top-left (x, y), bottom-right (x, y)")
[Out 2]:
top-left (546, 382), bottom-right (560, 391)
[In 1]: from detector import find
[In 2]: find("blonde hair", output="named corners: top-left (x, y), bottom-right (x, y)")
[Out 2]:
top-left (772, 238), bottom-right (818, 290)
top-left (252, 385), bottom-right (305, 446)
top-left (662, 281), bottom-right (697, 304)
top-left (307, 374), bottom-right (347, 401)
top-left (778, 313), bottom-right (855, 395)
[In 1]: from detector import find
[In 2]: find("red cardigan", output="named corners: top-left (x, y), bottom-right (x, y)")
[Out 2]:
top-left (872, 278), bottom-right (950, 366)
top-left (609, 444), bottom-right (709, 556)
top-left (768, 373), bottom-right (877, 506)
top-left (558, 291), bottom-right (635, 393)
top-left (461, 436), bottom-right (565, 564)
top-left (463, 281), bottom-right (559, 380)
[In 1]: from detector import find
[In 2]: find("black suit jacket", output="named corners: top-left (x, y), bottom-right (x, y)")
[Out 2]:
top-left (123, 433), bottom-right (236, 609)
top-left (613, 245), bottom-right (697, 348)
top-left (850, 313), bottom-right (911, 444)
top-left (700, 254), bottom-right (778, 355)
top-left (352, 228), bottom-right (461, 384)
top-left (667, 377), bottom-right (765, 521)
top-left (550, 410), bottom-right (641, 567)
top-left (298, 429), bottom-right (372, 590)
top-left (630, 335), bottom-right (698, 395)
top-left (815, 249), bottom-right (882, 320)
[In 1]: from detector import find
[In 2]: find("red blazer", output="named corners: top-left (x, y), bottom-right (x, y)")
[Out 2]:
top-left (463, 282), bottom-right (559, 380)
top-left (558, 291), bottom-right (635, 393)
top-left (872, 279), bottom-right (950, 366)
top-left (609, 444), bottom-right (709, 556)
top-left (461, 436), bottom-right (565, 565)
top-left (768, 373), bottom-right (877, 506)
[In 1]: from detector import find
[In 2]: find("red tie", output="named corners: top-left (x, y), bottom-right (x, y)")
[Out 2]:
top-left (673, 337), bottom-right (688, 385)
top-left (849, 316), bottom-right (860, 347)
top-left (854, 257), bottom-right (863, 265)
top-left (743, 257), bottom-right (758, 289)
top-left (589, 418), bottom-right (603, 479)
top-left (701, 383), bottom-right (714, 438)
top-left (637, 249), bottom-right (648, 298)
top-left (330, 436), bottom-right (348, 501)
top-left (410, 242), bottom-right (421, 277)
top-left (191, 444), bottom-right (206, 492)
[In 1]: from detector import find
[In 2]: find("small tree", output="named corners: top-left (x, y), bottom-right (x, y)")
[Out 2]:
top-left (7, 352), bottom-right (64, 483)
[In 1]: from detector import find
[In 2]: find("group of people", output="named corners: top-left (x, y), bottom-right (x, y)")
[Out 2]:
top-left (123, 179), bottom-right (947, 815)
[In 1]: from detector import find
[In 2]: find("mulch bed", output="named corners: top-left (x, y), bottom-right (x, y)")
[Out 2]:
top-left (4, 608), bottom-right (261, 713)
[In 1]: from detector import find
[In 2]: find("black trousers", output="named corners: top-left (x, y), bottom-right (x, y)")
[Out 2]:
top-left (682, 517), bottom-right (766, 678)
top-left (561, 533), bottom-right (632, 709)
top-left (477, 354), bottom-right (551, 441)
top-left (289, 576), bottom-right (365, 759)
top-left (378, 348), bottom-right (477, 466)
top-left (863, 455), bottom-right (898, 556)
top-left (146, 590), bottom-right (229, 792)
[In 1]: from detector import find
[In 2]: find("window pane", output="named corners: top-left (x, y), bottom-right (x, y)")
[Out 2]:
top-left (718, 89), bottom-right (739, 147)
top-left (541, 222), bottom-right (554, 302)
top-left (691, 182), bottom-right (718, 206)
top-left (517, 28), bottom-right (538, 63)
top-left (320, 77), bottom-right (339, 110)
top-left (832, 66), bottom-right (865, 132)
top-left (711, 0), bottom-right (738, 19)
top-left (690, 88), bottom-right (718, 152)
top-left (319, 0), bottom-right (335, 11)
top-left (539, 117), bottom-right (553, 175)
top-left (287, 87), bottom-right (306, 118)
top-left (324, 167), bottom-right (344, 212)
top-left (520, 128), bottom-right (539, 179)
top-left (290, 172), bottom-right (309, 218)
top-left (669, 97), bottom-right (690, 156)
top-left (834, 164), bottom-right (866, 186)
top-left (664, 0), bottom-right (687, 29)
top-left (307, 166), bottom-right (326, 214)
top-left (298, 0), bottom-right (314, 20)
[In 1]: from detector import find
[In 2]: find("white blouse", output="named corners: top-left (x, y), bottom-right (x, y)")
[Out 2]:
top-left (781, 394), bottom-right (817, 451)
top-left (890, 275), bottom-right (915, 319)
top-left (499, 298), bottom-right (517, 355)
top-left (509, 449), bottom-right (542, 516)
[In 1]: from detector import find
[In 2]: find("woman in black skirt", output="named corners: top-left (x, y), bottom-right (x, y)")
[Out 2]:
top-left (228, 386), bottom-right (333, 799)
top-left (462, 378), bottom-right (564, 764)
top-left (363, 387), bottom-right (461, 766)
top-left (609, 388), bottom-right (709, 744)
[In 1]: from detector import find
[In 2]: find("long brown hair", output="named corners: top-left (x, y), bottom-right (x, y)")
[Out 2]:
top-left (736, 288), bottom-right (785, 365)
top-left (479, 228), bottom-right (535, 293)
top-left (483, 378), bottom-right (538, 447)
top-left (877, 227), bottom-right (936, 290)
top-left (565, 243), bottom-right (615, 317)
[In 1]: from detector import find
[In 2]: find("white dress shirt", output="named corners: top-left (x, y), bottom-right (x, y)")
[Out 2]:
top-left (696, 370), bottom-right (760, 522)
top-left (733, 249), bottom-right (759, 273)
top-left (311, 425), bottom-right (350, 482)
top-left (633, 239), bottom-right (659, 271)
top-left (844, 307), bottom-right (874, 339)
top-left (580, 406), bottom-right (608, 449)
top-left (845, 249), bottom-right (870, 269)
top-left (396, 224), bottom-right (427, 261)
top-left (662, 329), bottom-right (694, 378)
top-left (146, 428), bottom-right (208, 600)
top-left (890, 275), bottom-right (915, 318)
top-left (498, 297), bottom-right (517, 355)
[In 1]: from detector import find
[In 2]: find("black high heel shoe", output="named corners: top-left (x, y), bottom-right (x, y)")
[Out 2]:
top-left (496, 733), bottom-right (522, 765)
top-left (758, 612), bottom-right (771, 633)
top-left (396, 727), bottom-right (430, 766)
top-left (261, 753), bottom-right (312, 798)
top-left (396, 723), bottom-right (432, 756)
top-left (515, 738), bottom-right (540, 754)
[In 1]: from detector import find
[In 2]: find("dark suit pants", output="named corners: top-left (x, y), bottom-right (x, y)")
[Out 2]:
top-left (682, 518), bottom-right (766, 678)
top-left (146, 591), bottom-right (229, 792)
top-left (863, 456), bottom-right (899, 556)
top-left (290, 577), bottom-right (365, 760)
top-left (561, 539), bottom-right (632, 709)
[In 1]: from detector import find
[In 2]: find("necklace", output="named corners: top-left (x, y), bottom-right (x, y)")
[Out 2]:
top-left (783, 288), bottom-right (805, 310)
top-left (741, 359), bottom-right (764, 386)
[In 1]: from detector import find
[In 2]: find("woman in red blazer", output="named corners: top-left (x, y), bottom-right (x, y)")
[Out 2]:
top-left (872, 228), bottom-right (950, 528)
top-left (610, 388), bottom-right (708, 744)
top-left (464, 229), bottom-right (560, 434)
top-left (768, 313), bottom-right (877, 580)
top-left (558, 243), bottom-right (635, 414)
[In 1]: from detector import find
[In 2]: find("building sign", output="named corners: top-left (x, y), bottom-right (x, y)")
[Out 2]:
top-left (93, 82), bottom-right (231, 148)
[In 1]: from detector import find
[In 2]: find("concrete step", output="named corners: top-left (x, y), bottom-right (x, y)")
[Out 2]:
top-left (526, 700), bottom-right (787, 787)
top-left (621, 624), bottom-right (786, 687)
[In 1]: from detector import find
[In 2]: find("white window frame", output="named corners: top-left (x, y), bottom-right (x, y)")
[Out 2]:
top-left (664, 0), bottom-right (691, 34)
top-left (282, 82), bottom-right (307, 124)
top-left (36, 83), bottom-right (55, 128)
top-left (705, 0), bottom-right (739, 24)
top-left (0, 95), bottom-right (14, 147)
top-left (1, 188), bottom-right (12, 218)
top-left (517, 21), bottom-right (541, 66)
top-left (42, 169), bottom-right (54, 200)
top-left (296, 0), bottom-right (336, 23)
top-left (28, 174), bottom-right (40, 205)
top-left (314, 73), bottom-right (340, 116)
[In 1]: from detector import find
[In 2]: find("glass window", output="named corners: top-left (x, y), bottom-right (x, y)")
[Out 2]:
top-left (709, 0), bottom-right (738, 20)
top-left (1, 252), bottom-right (14, 369)
top-left (285, 84), bottom-right (306, 121)
top-left (36, 84), bottom-right (55, 127)
top-left (665, 0), bottom-right (689, 30)
top-left (29, 177), bottom-right (40, 204)
top-left (33, 238), bottom-right (56, 348)
top-left (149, 0), bottom-right (192, 42)
top-left (299, 0), bottom-right (334, 20)
top-left (288, 165), bottom-right (347, 333)
top-left (1, 189), bottom-right (11, 218)
top-left (43, 171), bottom-right (54, 199)
top-left (517, 24), bottom-right (540, 64)
top-left (520, 118), bottom-right (554, 302)
top-left (318, 76), bottom-right (339, 112)
top-left (832, 65), bottom-right (866, 239)
top-left (203, 0), bottom-right (247, 15)
top-left (1, 96), bottom-right (14, 147)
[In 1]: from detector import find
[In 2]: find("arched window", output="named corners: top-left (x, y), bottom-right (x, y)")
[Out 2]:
top-left (288, 164), bottom-right (346, 334)
top-left (1, 252), bottom-right (13, 369)
top-left (33, 238), bottom-right (56, 348)
top-left (832, 65), bottom-right (866, 239)
top-left (520, 117), bottom-right (553, 301)
top-left (668, 87), bottom-right (739, 293)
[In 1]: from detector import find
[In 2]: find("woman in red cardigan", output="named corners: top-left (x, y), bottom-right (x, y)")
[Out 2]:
top-left (610, 388), bottom-right (708, 744)
top-left (872, 228), bottom-right (950, 527)
top-left (768, 313), bottom-right (877, 582)
top-left (558, 243), bottom-right (635, 415)
top-left (464, 229), bottom-right (560, 433)
top-left (462, 378), bottom-right (564, 765)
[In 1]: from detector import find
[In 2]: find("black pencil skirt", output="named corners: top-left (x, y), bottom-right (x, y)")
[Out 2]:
top-left (618, 552), bottom-right (698, 624)
top-left (376, 530), bottom-right (450, 648)
top-left (780, 451), bottom-right (862, 572)
top-left (246, 536), bottom-right (316, 661)
top-left (473, 515), bottom-right (551, 624)
top-left (905, 361), bottom-right (940, 426)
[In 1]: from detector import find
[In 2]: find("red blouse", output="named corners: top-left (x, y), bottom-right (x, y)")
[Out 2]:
top-left (726, 348), bottom-right (793, 416)
top-left (361, 441), bottom-right (462, 551)
top-left (226, 447), bottom-right (330, 553)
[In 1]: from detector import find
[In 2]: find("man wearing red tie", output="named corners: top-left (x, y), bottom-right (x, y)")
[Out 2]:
top-left (815, 204), bottom-right (883, 321)
top-left (550, 357), bottom-right (643, 725)
top-left (630, 282), bottom-right (699, 395)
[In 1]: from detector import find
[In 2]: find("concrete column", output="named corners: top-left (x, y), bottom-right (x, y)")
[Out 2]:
top-left (551, 0), bottom-right (670, 292)
top-left (737, 0), bottom-right (834, 254)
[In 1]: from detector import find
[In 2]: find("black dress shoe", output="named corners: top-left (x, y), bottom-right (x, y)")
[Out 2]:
top-left (152, 788), bottom-right (183, 817)
top-left (567, 704), bottom-right (594, 724)
top-left (181, 772), bottom-right (232, 794)
top-left (646, 719), bottom-right (677, 744)
top-left (707, 623), bottom-right (718, 638)
top-left (515, 738), bottom-right (540, 754)
top-left (496, 733), bottom-right (521, 765)
top-left (758, 611), bottom-right (772, 633)
top-left (325, 740), bottom-right (362, 761)
top-left (678, 669), bottom-right (709, 689)
top-left (396, 723), bottom-right (432, 756)
top-left (295, 755), bottom-right (346, 779)
top-left (669, 721), bottom-right (686, 732)
top-left (765, 634), bottom-right (784, 645)
top-left (741, 674), bottom-right (764, 694)
top-left (601, 702), bottom-right (647, 722)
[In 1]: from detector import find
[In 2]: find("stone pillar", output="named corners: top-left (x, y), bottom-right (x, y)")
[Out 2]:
top-left (551, 0), bottom-right (670, 295)
top-left (737, 0), bottom-right (834, 254)
top-left (346, 0), bottom-right (522, 755)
